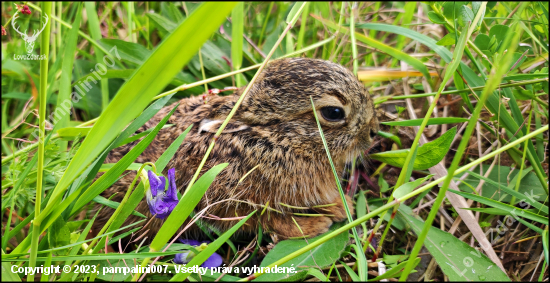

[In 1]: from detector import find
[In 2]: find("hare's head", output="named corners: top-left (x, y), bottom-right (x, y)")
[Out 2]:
top-left (238, 58), bottom-right (379, 161)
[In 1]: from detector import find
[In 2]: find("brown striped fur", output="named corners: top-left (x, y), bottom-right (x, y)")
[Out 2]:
top-left (94, 58), bottom-right (379, 242)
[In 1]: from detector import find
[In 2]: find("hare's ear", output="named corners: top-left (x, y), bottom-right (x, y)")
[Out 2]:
top-left (198, 119), bottom-right (249, 134)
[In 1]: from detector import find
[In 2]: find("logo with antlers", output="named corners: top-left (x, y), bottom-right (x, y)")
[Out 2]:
top-left (11, 9), bottom-right (48, 54)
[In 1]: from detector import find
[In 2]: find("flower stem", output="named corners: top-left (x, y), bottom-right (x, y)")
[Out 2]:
top-left (28, 3), bottom-right (52, 281)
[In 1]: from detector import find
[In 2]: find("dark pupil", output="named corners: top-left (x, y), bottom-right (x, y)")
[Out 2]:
top-left (321, 107), bottom-right (345, 121)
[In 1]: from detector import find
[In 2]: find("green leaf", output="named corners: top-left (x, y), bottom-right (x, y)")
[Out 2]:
top-left (474, 34), bottom-right (491, 50)
top-left (367, 258), bottom-right (420, 281)
top-left (356, 190), bottom-right (368, 236)
top-left (543, 229), bottom-right (549, 266)
top-left (72, 69), bottom-right (135, 87)
top-left (56, 4), bottom-right (82, 141)
top-left (472, 2), bottom-right (484, 19)
top-left (5, 251), bottom-right (183, 262)
top-left (456, 164), bottom-right (547, 208)
top-left (286, 2), bottom-right (307, 25)
top-left (99, 163), bottom-right (143, 172)
top-left (515, 217), bottom-right (544, 234)
top-left (94, 259), bottom-right (134, 281)
top-left (97, 39), bottom-right (150, 65)
top-left (512, 88), bottom-right (535, 100)
top-left (443, 2), bottom-right (469, 21)
top-left (377, 131), bottom-right (402, 148)
top-left (503, 73), bottom-right (549, 81)
top-left (57, 127), bottom-right (92, 140)
top-left (436, 33), bottom-right (456, 46)
top-left (231, 3), bottom-right (245, 87)
top-left (449, 189), bottom-right (548, 224)
top-left (340, 259), bottom-right (360, 281)
top-left (539, 2), bottom-right (549, 21)
top-left (428, 11), bottom-right (446, 24)
top-left (458, 5), bottom-right (474, 27)
top-left (370, 127), bottom-right (457, 170)
top-left (62, 213), bottom-right (98, 272)
top-left (48, 218), bottom-right (71, 255)
top-left (147, 12), bottom-right (178, 36)
top-left (188, 272), bottom-right (241, 282)
top-left (381, 117), bottom-right (468, 126)
top-left (255, 222), bottom-right (349, 281)
top-left (92, 195), bottom-right (146, 218)
top-left (40, 2), bottom-right (237, 225)
top-left (1, 260), bottom-right (21, 281)
top-left (398, 209), bottom-right (510, 281)
top-left (306, 268), bottom-right (329, 282)
top-left (489, 24), bottom-right (510, 47)
top-left (393, 175), bottom-right (433, 199)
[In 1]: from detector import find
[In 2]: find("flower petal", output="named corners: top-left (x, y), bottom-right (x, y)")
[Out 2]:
top-left (147, 170), bottom-right (160, 197)
top-left (167, 168), bottom-right (178, 201)
top-left (145, 190), bottom-right (158, 216)
top-left (201, 252), bottom-right (223, 268)
top-left (174, 251), bottom-right (193, 264)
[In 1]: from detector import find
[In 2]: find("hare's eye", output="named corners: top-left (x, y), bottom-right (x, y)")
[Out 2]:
top-left (320, 106), bottom-right (345, 122)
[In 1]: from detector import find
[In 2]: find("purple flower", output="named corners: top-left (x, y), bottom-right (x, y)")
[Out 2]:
top-left (174, 239), bottom-right (223, 268)
top-left (145, 168), bottom-right (178, 219)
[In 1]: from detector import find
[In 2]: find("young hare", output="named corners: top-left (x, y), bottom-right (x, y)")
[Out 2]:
top-left (96, 58), bottom-right (379, 241)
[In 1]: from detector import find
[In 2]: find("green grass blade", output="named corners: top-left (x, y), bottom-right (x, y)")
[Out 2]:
top-left (340, 259), bottom-right (360, 281)
top-left (310, 97), bottom-right (367, 281)
top-left (1, 252), bottom-right (21, 281)
top-left (231, 2), bottom-right (245, 87)
top-left (463, 171), bottom-right (548, 213)
top-left (400, 6), bottom-right (528, 278)
top-left (354, 23), bottom-right (452, 62)
top-left (313, 15), bottom-right (432, 83)
top-left (349, 2), bottom-right (358, 76)
top-left (92, 196), bottom-right (146, 218)
top-left (70, 104), bottom-right (179, 215)
top-left (381, 117), bottom-right (469, 126)
top-left (56, 3), bottom-right (81, 151)
top-left (449, 189), bottom-right (548, 224)
top-left (84, 2), bottom-right (110, 111)
top-left (543, 229), bottom-right (549, 266)
top-left (390, 2), bottom-right (416, 67)
top-left (377, 131), bottom-right (402, 148)
top-left (6, 252), bottom-right (183, 262)
top-left (38, 2), bottom-right (237, 224)
top-left (28, 3), bottom-right (52, 280)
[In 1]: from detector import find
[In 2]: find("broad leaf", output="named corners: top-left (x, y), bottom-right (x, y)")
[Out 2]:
top-left (370, 127), bottom-right (457, 170)
top-left (255, 222), bottom-right (349, 281)
top-left (398, 209), bottom-right (510, 281)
